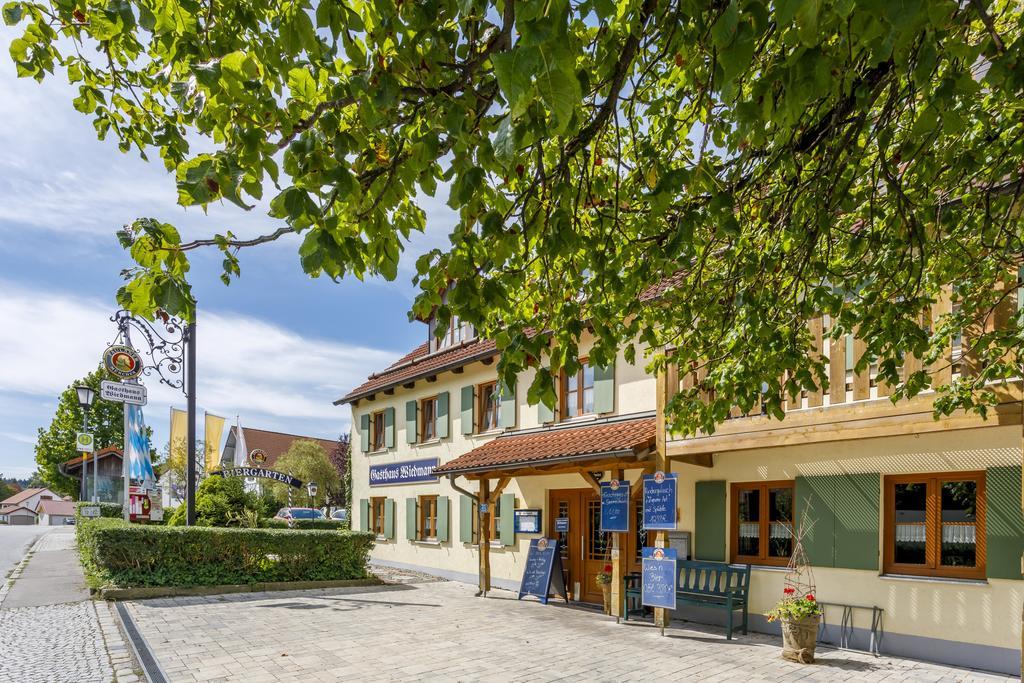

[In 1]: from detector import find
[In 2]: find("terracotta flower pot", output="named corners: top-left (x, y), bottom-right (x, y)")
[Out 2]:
top-left (780, 614), bottom-right (820, 663)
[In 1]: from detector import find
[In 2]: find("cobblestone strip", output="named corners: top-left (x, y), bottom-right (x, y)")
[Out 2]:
top-left (0, 533), bottom-right (43, 608)
top-left (97, 600), bottom-right (146, 683)
top-left (0, 601), bottom-right (115, 682)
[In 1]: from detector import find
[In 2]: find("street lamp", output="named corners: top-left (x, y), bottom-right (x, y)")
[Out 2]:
top-left (74, 385), bottom-right (96, 502)
top-left (307, 481), bottom-right (318, 510)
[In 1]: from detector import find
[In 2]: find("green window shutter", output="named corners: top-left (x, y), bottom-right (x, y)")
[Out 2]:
top-left (498, 381), bottom-right (516, 428)
top-left (461, 385), bottom-right (475, 435)
top-left (459, 494), bottom-right (473, 543)
top-left (359, 498), bottom-right (370, 532)
top-left (384, 498), bottom-right (395, 540)
top-left (986, 466), bottom-right (1024, 579)
top-left (406, 498), bottom-right (418, 541)
top-left (694, 480), bottom-right (726, 561)
top-left (437, 496), bottom-right (450, 542)
top-left (833, 473), bottom-right (879, 570)
top-left (593, 361), bottom-right (615, 414)
top-left (538, 368), bottom-right (554, 423)
top-left (436, 391), bottom-right (450, 439)
top-left (384, 407), bottom-right (395, 449)
top-left (796, 476), bottom-right (837, 567)
top-left (360, 414), bottom-right (370, 452)
top-left (405, 400), bottom-right (418, 444)
top-left (495, 493), bottom-right (512, 548)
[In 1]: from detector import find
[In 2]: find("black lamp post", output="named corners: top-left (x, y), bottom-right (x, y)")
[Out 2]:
top-left (307, 481), bottom-right (318, 510)
top-left (74, 385), bottom-right (96, 502)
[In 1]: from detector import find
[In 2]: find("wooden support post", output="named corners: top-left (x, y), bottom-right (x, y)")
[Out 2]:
top-left (807, 317), bottom-right (824, 408)
top-left (931, 286), bottom-right (953, 386)
top-left (478, 478), bottom-right (491, 596)
top-left (580, 471), bottom-right (602, 495)
top-left (852, 332), bottom-right (870, 401)
top-left (829, 333), bottom-right (847, 405)
top-left (611, 467), bottom-right (625, 620)
top-left (654, 366), bottom-right (671, 633)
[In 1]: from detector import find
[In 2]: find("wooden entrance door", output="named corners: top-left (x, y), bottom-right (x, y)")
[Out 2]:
top-left (548, 488), bottom-right (615, 604)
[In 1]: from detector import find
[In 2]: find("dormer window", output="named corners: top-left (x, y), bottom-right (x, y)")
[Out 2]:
top-left (433, 315), bottom-right (475, 351)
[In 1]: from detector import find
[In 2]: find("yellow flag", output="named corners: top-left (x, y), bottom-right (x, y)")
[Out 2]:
top-left (168, 407), bottom-right (188, 474)
top-left (204, 413), bottom-right (226, 473)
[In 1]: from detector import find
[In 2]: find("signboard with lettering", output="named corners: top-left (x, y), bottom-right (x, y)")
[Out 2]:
top-left (518, 538), bottom-right (568, 605)
top-left (212, 467), bottom-right (303, 489)
top-left (368, 457), bottom-right (440, 487)
top-left (555, 517), bottom-right (569, 533)
top-left (100, 380), bottom-right (148, 406)
top-left (514, 509), bottom-right (542, 534)
top-left (641, 547), bottom-right (678, 609)
top-left (642, 471), bottom-right (678, 530)
top-left (599, 479), bottom-right (630, 532)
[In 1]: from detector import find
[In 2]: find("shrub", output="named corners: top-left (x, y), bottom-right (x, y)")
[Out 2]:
top-left (292, 519), bottom-right (348, 530)
top-left (76, 517), bottom-right (374, 587)
top-left (166, 476), bottom-right (257, 527)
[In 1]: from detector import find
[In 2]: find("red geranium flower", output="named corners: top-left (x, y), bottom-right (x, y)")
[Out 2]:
top-left (806, 594), bottom-right (815, 601)
top-left (603, 564), bottom-right (613, 573)
top-left (783, 587), bottom-right (795, 595)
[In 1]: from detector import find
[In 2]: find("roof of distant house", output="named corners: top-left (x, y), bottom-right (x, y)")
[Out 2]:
top-left (0, 505), bottom-right (36, 516)
top-left (36, 499), bottom-right (76, 517)
top-left (0, 487), bottom-right (57, 508)
top-left (228, 426), bottom-right (339, 469)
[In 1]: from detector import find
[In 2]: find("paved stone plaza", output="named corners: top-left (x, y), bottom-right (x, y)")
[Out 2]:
top-left (125, 573), bottom-right (1017, 683)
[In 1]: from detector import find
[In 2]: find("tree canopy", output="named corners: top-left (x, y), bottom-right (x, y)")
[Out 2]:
top-left (272, 439), bottom-right (340, 508)
top-left (6, 0), bottom-right (1023, 433)
top-left (35, 368), bottom-right (126, 498)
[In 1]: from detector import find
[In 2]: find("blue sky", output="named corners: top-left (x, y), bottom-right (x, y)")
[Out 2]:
top-left (0, 26), bottom-right (453, 479)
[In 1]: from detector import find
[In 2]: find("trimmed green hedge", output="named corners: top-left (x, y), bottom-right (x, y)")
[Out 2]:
top-left (77, 518), bottom-right (374, 587)
top-left (260, 519), bottom-right (348, 530)
top-left (74, 502), bottom-right (123, 520)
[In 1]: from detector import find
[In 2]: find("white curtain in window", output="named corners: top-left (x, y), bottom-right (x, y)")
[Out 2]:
top-left (739, 522), bottom-right (759, 539)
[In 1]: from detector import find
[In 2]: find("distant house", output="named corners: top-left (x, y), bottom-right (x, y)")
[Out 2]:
top-left (37, 499), bottom-right (76, 525)
top-left (60, 447), bottom-right (124, 504)
top-left (0, 487), bottom-right (62, 524)
top-left (159, 426), bottom-right (341, 508)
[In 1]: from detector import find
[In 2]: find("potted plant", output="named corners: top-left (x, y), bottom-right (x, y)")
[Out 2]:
top-left (595, 563), bottom-right (613, 615)
top-left (766, 588), bottom-right (823, 663)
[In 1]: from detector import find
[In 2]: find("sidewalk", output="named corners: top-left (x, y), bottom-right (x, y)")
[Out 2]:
top-left (0, 527), bottom-right (141, 683)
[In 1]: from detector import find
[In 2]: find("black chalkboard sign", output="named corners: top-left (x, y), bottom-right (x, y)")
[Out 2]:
top-left (518, 538), bottom-right (568, 604)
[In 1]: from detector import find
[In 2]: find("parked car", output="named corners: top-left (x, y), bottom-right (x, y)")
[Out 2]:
top-left (330, 509), bottom-right (348, 523)
top-left (273, 507), bottom-right (325, 523)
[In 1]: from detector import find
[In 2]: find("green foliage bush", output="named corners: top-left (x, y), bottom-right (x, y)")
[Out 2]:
top-left (291, 519), bottom-right (348, 530)
top-left (77, 517), bottom-right (374, 587)
top-left (166, 476), bottom-right (258, 527)
top-left (74, 501), bottom-right (123, 521)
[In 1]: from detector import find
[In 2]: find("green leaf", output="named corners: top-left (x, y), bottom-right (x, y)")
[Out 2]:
top-left (795, 0), bottom-right (822, 46)
top-left (2, 2), bottom-right (23, 25)
top-left (493, 115), bottom-right (516, 165)
top-left (287, 67), bottom-right (317, 102)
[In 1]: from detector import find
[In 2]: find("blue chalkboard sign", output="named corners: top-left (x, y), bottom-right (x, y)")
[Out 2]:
top-left (518, 538), bottom-right (568, 604)
top-left (642, 471), bottom-right (678, 530)
top-left (600, 479), bottom-right (630, 532)
top-left (641, 547), bottom-right (678, 609)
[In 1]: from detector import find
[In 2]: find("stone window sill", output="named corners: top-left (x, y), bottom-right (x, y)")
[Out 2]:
top-left (880, 573), bottom-right (988, 586)
top-left (412, 539), bottom-right (441, 546)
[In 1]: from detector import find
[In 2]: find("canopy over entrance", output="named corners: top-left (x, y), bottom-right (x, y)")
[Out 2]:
top-left (434, 415), bottom-right (656, 479)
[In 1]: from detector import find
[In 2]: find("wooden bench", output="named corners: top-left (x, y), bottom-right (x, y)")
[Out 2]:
top-left (623, 561), bottom-right (752, 639)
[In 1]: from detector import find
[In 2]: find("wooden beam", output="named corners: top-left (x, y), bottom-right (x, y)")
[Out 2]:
top-left (383, 388), bottom-right (394, 395)
top-left (853, 333), bottom-right (870, 401)
top-left (478, 478), bottom-right (491, 596)
top-left (580, 471), bottom-right (602, 495)
top-left (807, 317), bottom-right (824, 408)
top-left (488, 476), bottom-right (511, 504)
top-left (452, 366), bottom-right (465, 374)
top-left (403, 381), bottom-right (415, 389)
top-left (829, 334), bottom-right (846, 405)
top-left (931, 286), bottom-right (953, 386)
top-left (654, 363), bottom-right (670, 632)
top-left (481, 356), bottom-right (495, 365)
top-left (611, 467), bottom-right (625, 619)
top-left (670, 452), bottom-right (714, 468)
top-left (426, 375), bottom-right (438, 383)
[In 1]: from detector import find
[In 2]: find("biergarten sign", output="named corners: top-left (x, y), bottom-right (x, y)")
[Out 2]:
top-left (368, 457), bottom-right (439, 487)
top-left (100, 380), bottom-right (148, 406)
top-left (212, 467), bottom-right (303, 489)
top-left (642, 471), bottom-right (678, 530)
top-left (102, 344), bottom-right (144, 380)
top-left (599, 479), bottom-right (630, 532)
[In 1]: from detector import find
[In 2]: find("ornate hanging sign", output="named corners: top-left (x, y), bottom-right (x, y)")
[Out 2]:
top-left (249, 448), bottom-right (268, 465)
top-left (102, 344), bottom-right (144, 380)
top-left (212, 467), bottom-right (303, 489)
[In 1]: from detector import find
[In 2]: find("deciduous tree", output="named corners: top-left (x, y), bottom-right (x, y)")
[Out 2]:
top-left (6, 1), bottom-right (1023, 432)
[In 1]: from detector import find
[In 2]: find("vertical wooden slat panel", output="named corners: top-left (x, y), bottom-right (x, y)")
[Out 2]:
top-left (829, 335), bottom-right (847, 405)
top-left (961, 317), bottom-right (983, 378)
top-left (666, 359), bottom-right (679, 404)
top-left (902, 313), bottom-right (923, 386)
top-left (852, 333), bottom-right (870, 400)
top-left (696, 363), bottom-right (709, 405)
top-left (931, 286), bottom-right (953, 386)
top-left (993, 271), bottom-right (1016, 365)
top-left (807, 317), bottom-right (824, 408)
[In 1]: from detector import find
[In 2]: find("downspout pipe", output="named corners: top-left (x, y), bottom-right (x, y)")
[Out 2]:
top-left (447, 474), bottom-right (479, 503)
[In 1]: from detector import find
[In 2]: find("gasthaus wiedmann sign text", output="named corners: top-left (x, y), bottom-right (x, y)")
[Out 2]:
top-left (369, 457), bottom-right (440, 486)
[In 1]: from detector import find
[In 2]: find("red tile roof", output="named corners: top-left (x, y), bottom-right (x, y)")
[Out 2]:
top-left (232, 427), bottom-right (340, 469)
top-left (434, 416), bottom-right (656, 475)
top-left (37, 499), bottom-right (76, 517)
top-left (63, 447), bottom-right (122, 471)
top-left (640, 270), bottom-right (686, 301)
top-left (336, 338), bottom-right (498, 404)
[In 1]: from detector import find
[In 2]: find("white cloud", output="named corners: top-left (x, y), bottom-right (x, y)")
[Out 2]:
top-left (0, 280), bottom-right (401, 461)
